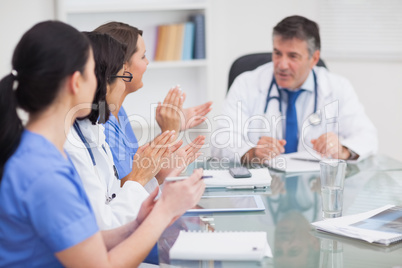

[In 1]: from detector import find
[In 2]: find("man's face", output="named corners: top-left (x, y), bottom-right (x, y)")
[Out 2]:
top-left (272, 36), bottom-right (319, 90)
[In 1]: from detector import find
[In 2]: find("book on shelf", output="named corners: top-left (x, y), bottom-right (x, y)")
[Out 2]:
top-left (191, 13), bottom-right (206, 59)
top-left (173, 23), bottom-right (185, 61)
top-left (169, 230), bottom-right (272, 261)
top-left (164, 24), bottom-right (177, 61)
top-left (312, 205), bottom-right (402, 246)
top-left (153, 13), bottom-right (206, 62)
top-left (154, 25), bottom-right (168, 61)
top-left (181, 22), bottom-right (195, 60)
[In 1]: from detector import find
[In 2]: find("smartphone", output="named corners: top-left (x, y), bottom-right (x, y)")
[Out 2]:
top-left (229, 167), bottom-right (252, 178)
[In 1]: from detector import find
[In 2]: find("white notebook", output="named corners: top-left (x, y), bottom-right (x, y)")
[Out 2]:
top-left (169, 230), bottom-right (272, 261)
top-left (202, 168), bottom-right (272, 188)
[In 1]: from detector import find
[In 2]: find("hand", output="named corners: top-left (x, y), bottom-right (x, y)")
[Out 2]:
top-left (311, 132), bottom-right (350, 159)
top-left (180, 98), bottom-right (213, 131)
top-left (155, 136), bottom-right (205, 184)
top-left (125, 130), bottom-right (176, 186)
top-left (242, 136), bottom-right (286, 164)
top-left (156, 168), bottom-right (205, 222)
top-left (155, 86), bottom-right (184, 134)
top-left (135, 187), bottom-right (159, 225)
top-left (171, 135), bottom-right (205, 168)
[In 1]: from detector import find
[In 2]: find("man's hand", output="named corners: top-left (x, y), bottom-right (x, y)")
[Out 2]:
top-left (311, 132), bottom-right (351, 159)
top-left (242, 136), bottom-right (286, 164)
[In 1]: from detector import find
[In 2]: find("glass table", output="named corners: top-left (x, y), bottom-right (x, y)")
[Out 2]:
top-left (158, 155), bottom-right (402, 267)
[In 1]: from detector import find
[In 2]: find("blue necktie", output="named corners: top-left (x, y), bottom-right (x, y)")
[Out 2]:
top-left (284, 89), bottom-right (304, 153)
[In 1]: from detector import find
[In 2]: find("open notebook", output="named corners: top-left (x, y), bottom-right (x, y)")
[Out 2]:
top-left (169, 230), bottom-right (272, 261)
top-left (312, 205), bottom-right (402, 246)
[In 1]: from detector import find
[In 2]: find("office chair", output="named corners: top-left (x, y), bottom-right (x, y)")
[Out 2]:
top-left (228, 52), bottom-right (327, 91)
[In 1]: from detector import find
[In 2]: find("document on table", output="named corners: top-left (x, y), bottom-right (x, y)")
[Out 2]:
top-left (169, 168), bottom-right (272, 188)
top-left (202, 168), bottom-right (271, 188)
top-left (169, 230), bottom-right (272, 261)
top-left (266, 151), bottom-right (321, 173)
top-left (312, 205), bottom-right (402, 246)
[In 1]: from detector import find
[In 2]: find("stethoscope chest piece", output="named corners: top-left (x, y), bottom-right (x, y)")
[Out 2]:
top-left (308, 113), bottom-right (321, 126)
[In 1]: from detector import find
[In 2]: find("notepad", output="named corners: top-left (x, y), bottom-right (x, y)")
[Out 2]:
top-left (266, 152), bottom-right (320, 173)
top-left (201, 168), bottom-right (272, 188)
top-left (312, 205), bottom-right (402, 246)
top-left (169, 230), bottom-right (272, 261)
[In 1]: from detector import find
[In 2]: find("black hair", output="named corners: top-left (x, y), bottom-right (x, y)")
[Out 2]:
top-left (273, 15), bottom-right (321, 56)
top-left (94, 21), bottom-right (143, 63)
top-left (0, 20), bottom-right (91, 178)
top-left (81, 32), bottom-right (126, 124)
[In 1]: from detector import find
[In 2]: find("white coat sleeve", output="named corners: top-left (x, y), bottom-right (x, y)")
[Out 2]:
top-left (334, 76), bottom-right (378, 159)
top-left (211, 74), bottom-right (257, 161)
top-left (65, 146), bottom-right (149, 230)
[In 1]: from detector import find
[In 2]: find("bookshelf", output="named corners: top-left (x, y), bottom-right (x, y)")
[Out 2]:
top-left (56, 0), bottom-right (211, 143)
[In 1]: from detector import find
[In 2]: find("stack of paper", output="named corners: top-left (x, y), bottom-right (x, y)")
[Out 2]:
top-left (312, 205), bottom-right (402, 246)
top-left (169, 231), bottom-right (272, 261)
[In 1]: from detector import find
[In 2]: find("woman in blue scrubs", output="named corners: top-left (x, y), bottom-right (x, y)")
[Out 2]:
top-left (94, 22), bottom-right (213, 186)
top-left (0, 21), bottom-right (205, 267)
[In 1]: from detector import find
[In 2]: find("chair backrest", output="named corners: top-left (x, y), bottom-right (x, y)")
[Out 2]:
top-left (227, 52), bottom-right (327, 91)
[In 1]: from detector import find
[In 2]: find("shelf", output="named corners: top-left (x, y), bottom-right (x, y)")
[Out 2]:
top-left (147, 59), bottom-right (208, 69)
top-left (64, 2), bottom-right (208, 14)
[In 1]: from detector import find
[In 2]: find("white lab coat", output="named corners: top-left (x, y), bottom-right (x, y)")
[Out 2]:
top-left (211, 62), bottom-right (377, 161)
top-left (64, 119), bottom-right (159, 230)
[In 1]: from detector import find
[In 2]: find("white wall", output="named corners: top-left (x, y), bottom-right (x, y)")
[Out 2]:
top-left (1, 0), bottom-right (401, 161)
top-left (0, 0), bottom-right (55, 74)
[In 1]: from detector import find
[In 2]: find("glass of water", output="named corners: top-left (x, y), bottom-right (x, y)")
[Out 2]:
top-left (319, 159), bottom-right (347, 219)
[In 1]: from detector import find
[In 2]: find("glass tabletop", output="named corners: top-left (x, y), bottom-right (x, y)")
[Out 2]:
top-left (158, 155), bottom-right (402, 267)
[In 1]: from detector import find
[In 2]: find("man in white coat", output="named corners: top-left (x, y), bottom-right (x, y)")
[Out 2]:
top-left (211, 15), bottom-right (377, 164)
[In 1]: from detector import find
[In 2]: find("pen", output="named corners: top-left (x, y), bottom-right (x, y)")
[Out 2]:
top-left (226, 186), bottom-right (267, 190)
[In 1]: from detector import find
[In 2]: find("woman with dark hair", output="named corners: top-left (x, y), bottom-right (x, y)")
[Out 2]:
top-left (95, 21), bottom-right (212, 187)
top-left (0, 21), bottom-right (205, 267)
top-left (65, 31), bottom-right (204, 228)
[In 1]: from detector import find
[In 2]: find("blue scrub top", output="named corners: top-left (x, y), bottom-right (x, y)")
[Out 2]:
top-left (0, 130), bottom-right (99, 267)
top-left (104, 107), bottom-right (139, 180)
top-left (103, 107), bottom-right (159, 265)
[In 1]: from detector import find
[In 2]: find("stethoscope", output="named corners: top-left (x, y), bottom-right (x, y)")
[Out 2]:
top-left (264, 70), bottom-right (321, 126)
top-left (73, 121), bottom-right (118, 203)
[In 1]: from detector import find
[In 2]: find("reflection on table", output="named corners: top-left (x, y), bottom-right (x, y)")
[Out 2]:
top-left (159, 155), bottom-right (402, 267)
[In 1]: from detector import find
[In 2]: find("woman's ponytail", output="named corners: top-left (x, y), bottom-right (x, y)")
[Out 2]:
top-left (0, 73), bottom-right (23, 178)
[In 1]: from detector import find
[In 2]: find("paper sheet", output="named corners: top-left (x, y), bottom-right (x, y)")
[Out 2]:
top-left (312, 205), bottom-right (402, 245)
